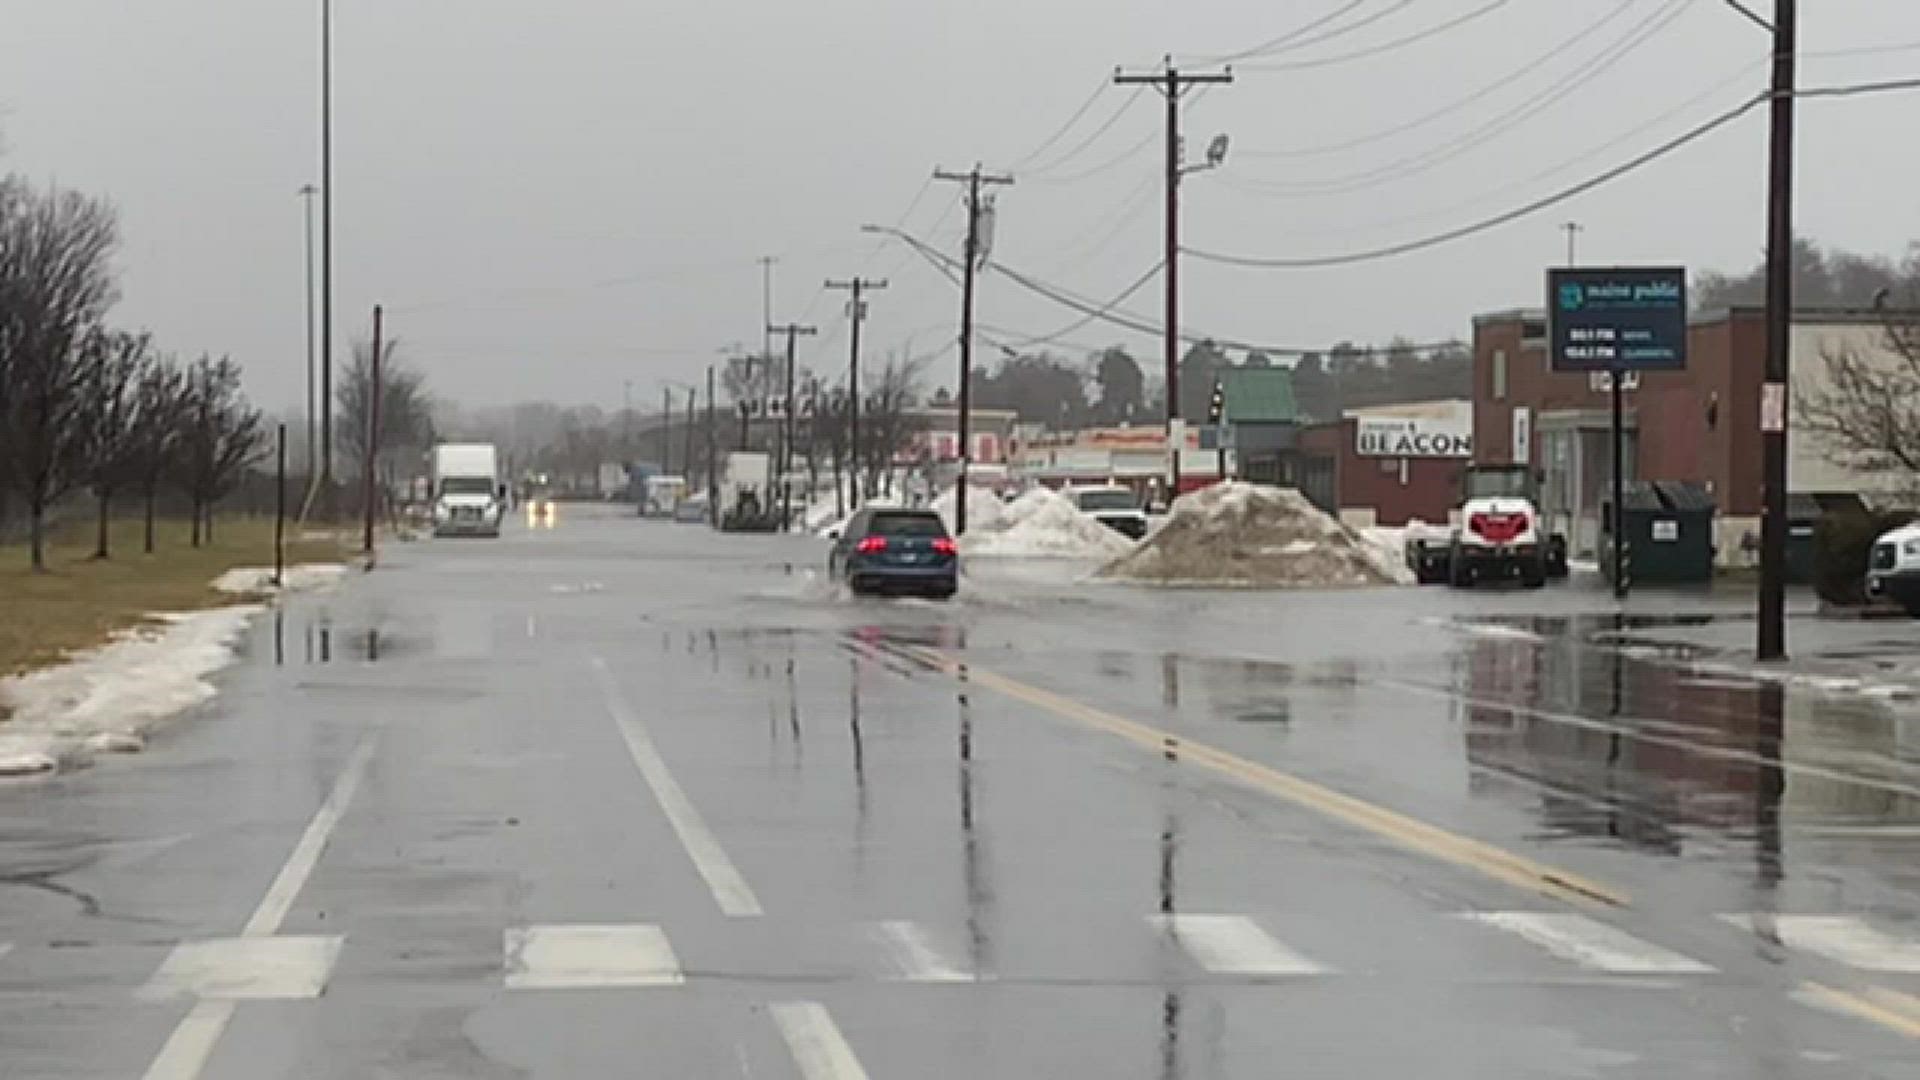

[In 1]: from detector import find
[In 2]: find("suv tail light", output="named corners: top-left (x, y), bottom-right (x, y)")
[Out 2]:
top-left (855, 536), bottom-right (888, 554)
top-left (1468, 512), bottom-right (1529, 544)
top-left (932, 537), bottom-right (958, 556)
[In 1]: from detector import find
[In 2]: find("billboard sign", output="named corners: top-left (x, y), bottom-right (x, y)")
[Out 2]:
top-left (1356, 415), bottom-right (1472, 458)
top-left (1548, 267), bottom-right (1687, 372)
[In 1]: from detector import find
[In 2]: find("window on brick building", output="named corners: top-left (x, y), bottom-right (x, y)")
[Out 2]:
top-left (1492, 349), bottom-right (1508, 401)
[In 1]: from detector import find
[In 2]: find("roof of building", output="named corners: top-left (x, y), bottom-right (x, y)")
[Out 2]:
top-left (1220, 367), bottom-right (1298, 424)
top-left (1343, 398), bottom-right (1471, 421)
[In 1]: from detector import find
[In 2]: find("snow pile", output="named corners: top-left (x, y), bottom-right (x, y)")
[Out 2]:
top-left (965, 487), bottom-right (1136, 559)
top-left (932, 486), bottom-right (1007, 535)
top-left (1358, 522), bottom-right (1423, 586)
top-left (213, 563), bottom-right (350, 596)
top-left (0, 605), bottom-right (261, 777)
top-left (1097, 482), bottom-right (1406, 587)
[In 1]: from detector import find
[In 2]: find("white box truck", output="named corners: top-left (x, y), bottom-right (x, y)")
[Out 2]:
top-left (430, 443), bottom-right (505, 537)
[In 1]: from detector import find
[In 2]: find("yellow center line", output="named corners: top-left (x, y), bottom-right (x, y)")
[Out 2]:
top-left (1798, 982), bottom-right (1920, 1040)
top-left (892, 643), bottom-right (1628, 910)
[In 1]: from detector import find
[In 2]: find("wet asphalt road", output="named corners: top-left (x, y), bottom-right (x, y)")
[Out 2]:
top-left (5, 503), bottom-right (1920, 1078)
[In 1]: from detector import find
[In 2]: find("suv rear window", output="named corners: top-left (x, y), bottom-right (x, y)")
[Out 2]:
top-left (868, 512), bottom-right (947, 537)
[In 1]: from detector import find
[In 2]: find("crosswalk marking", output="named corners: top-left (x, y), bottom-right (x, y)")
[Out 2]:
top-left (139, 935), bottom-right (345, 1001)
top-left (1149, 914), bottom-right (1330, 977)
top-left (504, 924), bottom-right (685, 989)
top-left (1722, 914), bottom-right (1920, 973)
top-left (1462, 913), bottom-right (1713, 974)
top-left (773, 1001), bottom-right (871, 1080)
top-left (872, 920), bottom-right (975, 983)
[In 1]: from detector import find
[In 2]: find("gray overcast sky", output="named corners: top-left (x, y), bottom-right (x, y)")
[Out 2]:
top-left (4, 1), bottom-right (1919, 413)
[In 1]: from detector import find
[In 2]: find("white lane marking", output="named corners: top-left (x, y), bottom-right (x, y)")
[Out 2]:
top-left (141, 936), bottom-right (344, 1001)
top-left (503, 924), bottom-right (685, 989)
top-left (1149, 914), bottom-right (1330, 977)
top-left (140, 731), bottom-right (379, 1080)
top-left (772, 1001), bottom-right (871, 1080)
top-left (873, 920), bottom-right (975, 983)
top-left (0, 942), bottom-right (12, 963)
top-left (591, 658), bottom-right (763, 917)
top-left (141, 1000), bottom-right (237, 1080)
top-left (1724, 914), bottom-right (1920, 972)
top-left (1465, 912), bottom-right (1714, 974)
top-left (241, 732), bottom-right (380, 937)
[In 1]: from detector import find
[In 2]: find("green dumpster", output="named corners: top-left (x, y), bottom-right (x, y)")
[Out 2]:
top-left (1602, 481), bottom-right (1716, 585)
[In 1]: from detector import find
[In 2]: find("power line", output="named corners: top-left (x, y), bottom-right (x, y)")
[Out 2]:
top-left (1226, 0), bottom-right (1696, 197)
top-left (1022, 87), bottom-right (1147, 177)
top-left (1239, 0), bottom-right (1515, 74)
top-left (1004, 76), bottom-right (1114, 170)
top-left (994, 262), bottom-right (1164, 349)
top-left (1189, 74), bottom-right (1920, 270)
top-left (1239, 2), bottom-right (1641, 159)
top-left (1203, 0), bottom-right (1410, 65)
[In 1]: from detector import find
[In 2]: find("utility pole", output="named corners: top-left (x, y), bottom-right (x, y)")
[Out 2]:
top-left (933, 164), bottom-right (1013, 536)
top-left (319, 0), bottom-right (335, 520)
top-left (1757, 0), bottom-right (1797, 662)
top-left (299, 184), bottom-right (319, 479)
top-left (662, 386), bottom-right (673, 477)
top-left (363, 304), bottom-right (381, 557)
top-left (706, 365), bottom-right (718, 526)
top-left (1561, 221), bottom-right (1584, 267)
top-left (769, 321), bottom-right (818, 529)
top-left (825, 277), bottom-right (888, 510)
top-left (1114, 59), bottom-right (1232, 501)
top-left (683, 387), bottom-right (697, 487)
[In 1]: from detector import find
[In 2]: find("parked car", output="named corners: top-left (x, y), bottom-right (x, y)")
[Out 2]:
top-left (1867, 520), bottom-right (1920, 616)
top-left (827, 508), bottom-right (958, 599)
top-left (1067, 484), bottom-right (1149, 540)
top-left (673, 493), bottom-right (710, 524)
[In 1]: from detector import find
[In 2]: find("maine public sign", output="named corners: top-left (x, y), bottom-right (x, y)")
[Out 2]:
top-left (1548, 267), bottom-right (1687, 372)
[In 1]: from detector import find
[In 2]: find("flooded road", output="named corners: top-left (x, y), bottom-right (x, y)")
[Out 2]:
top-left (4, 503), bottom-right (1920, 1077)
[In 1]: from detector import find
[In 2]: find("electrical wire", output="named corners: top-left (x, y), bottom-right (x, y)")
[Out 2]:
top-left (1238, 1), bottom-right (1641, 159)
top-left (1239, 0), bottom-right (1515, 74)
top-left (993, 262), bottom-right (1165, 349)
top-left (1204, 0), bottom-right (1410, 65)
top-left (1004, 76), bottom-right (1115, 171)
top-left (1026, 83), bottom-right (1215, 187)
top-left (1225, 0), bottom-right (1696, 197)
top-left (1190, 73), bottom-right (1920, 270)
top-left (1022, 88), bottom-right (1147, 177)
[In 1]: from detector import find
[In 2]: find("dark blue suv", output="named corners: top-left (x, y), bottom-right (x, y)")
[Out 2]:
top-left (828, 508), bottom-right (958, 599)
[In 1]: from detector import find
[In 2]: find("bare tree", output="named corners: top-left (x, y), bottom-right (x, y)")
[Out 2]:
top-left (173, 355), bottom-right (263, 546)
top-left (128, 355), bottom-right (187, 554)
top-left (861, 353), bottom-right (929, 498)
top-left (76, 329), bottom-right (151, 558)
top-left (0, 178), bottom-right (120, 569)
top-left (1796, 311), bottom-right (1920, 492)
top-left (338, 338), bottom-right (434, 510)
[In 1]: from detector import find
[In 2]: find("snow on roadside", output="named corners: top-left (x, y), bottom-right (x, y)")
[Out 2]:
top-left (213, 563), bottom-right (350, 596)
top-left (1099, 482), bottom-right (1406, 588)
top-left (1, 562), bottom-right (351, 778)
top-left (964, 488), bottom-right (1135, 559)
top-left (0, 606), bottom-right (261, 776)
top-left (932, 486), bottom-right (1007, 535)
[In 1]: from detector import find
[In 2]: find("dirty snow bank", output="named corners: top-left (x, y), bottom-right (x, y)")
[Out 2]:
top-left (213, 562), bottom-right (350, 595)
top-left (0, 606), bottom-right (262, 776)
top-left (1098, 482), bottom-right (1409, 587)
top-left (965, 487), bottom-right (1135, 559)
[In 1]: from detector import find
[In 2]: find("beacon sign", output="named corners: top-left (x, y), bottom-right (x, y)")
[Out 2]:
top-left (1548, 267), bottom-right (1688, 372)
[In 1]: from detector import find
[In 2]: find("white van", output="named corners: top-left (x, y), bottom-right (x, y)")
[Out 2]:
top-left (1867, 520), bottom-right (1920, 616)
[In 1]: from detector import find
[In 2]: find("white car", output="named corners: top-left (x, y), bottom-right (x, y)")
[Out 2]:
top-left (1067, 485), bottom-right (1149, 540)
top-left (1867, 521), bottom-right (1920, 616)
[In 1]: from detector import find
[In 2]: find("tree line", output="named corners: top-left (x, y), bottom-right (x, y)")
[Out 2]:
top-left (0, 176), bottom-right (263, 569)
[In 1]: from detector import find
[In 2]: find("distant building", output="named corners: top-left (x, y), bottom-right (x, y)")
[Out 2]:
top-left (1295, 399), bottom-right (1471, 527)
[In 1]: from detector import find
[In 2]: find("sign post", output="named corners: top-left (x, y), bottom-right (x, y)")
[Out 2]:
top-left (1549, 267), bottom-right (1688, 600)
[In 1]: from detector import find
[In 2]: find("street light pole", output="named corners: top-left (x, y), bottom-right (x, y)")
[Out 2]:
top-left (319, 0), bottom-right (335, 519)
top-left (299, 185), bottom-right (318, 479)
top-left (1114, 59), bottom-right (1232, 502)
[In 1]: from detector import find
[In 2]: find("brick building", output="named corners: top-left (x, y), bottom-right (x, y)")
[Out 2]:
top-left (1296, 400), bottom-right (1471, 527)
top-left (1473, 306), bottom-right (1913, 562)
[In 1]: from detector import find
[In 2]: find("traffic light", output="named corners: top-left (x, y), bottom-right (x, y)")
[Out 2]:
top-left (1208, 380), bottom-right (1225, 424)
